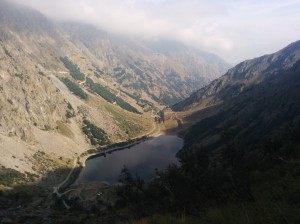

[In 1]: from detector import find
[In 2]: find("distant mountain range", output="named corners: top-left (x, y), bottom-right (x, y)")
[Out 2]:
top-left (0, 0), bottom-right (230, 104)
top-left (60, 21), bottom-right (230, 105)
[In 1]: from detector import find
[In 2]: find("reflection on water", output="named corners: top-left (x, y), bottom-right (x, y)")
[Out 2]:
top-left (81, 135), bottom-right (183, 183)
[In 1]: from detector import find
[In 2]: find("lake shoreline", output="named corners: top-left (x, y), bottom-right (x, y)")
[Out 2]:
top-left (79, 134), bottom-right (183, 184)
top-left (54, 122), bottom-right (180, 194)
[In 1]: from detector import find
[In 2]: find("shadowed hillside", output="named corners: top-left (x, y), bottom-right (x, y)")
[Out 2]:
top-left (112, 41), bottom-right (300, 223)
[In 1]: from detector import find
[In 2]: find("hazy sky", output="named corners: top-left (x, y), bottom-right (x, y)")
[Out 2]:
top-left (13, 0), bottom-right (300, 63)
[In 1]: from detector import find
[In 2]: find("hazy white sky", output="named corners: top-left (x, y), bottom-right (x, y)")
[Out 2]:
top-left (13, 0), bottom-right (300, 63)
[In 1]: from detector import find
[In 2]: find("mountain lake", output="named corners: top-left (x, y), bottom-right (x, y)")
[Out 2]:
top-left (80, 135), bottom-right (184, 184)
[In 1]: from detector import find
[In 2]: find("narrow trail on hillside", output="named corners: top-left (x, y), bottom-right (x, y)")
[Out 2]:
top-left (52, 120), bottom-right (160, 201)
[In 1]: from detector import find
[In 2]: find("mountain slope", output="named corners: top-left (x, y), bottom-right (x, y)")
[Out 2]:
top-left (173, 40), bottom-right (300, 152)
top-left (0, 0), bottom-right (149, 175)
top-left (0, 0), bottom-right (229, 176)
top-left (61, 22), bottom-right (230, 105)
top-left (172, 40), bottom-right (300, 112)
top-left (111, 41), bottom-right (300, 223)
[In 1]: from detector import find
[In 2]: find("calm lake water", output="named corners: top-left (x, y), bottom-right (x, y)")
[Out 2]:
top-left (80, 135), bottom-right (183, 184)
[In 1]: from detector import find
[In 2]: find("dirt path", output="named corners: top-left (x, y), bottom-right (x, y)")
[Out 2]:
top-left (53, 120), bottom-right (161, 197)
top-left (53, 157), bottom-right (77, 197)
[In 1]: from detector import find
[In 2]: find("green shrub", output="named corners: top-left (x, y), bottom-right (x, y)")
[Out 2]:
top-left (86, 77), bottom-right (140, 114)
top-left (0, 168), bottom-right (26, 186)
top-left (65, 102), bottom-right (75, 118)
top-left (82, 120), bottom-right (110, 146)
top-left (61, 77), bottom-right (87, 100)
top-left (60, 57), bottom-right (85, 81)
